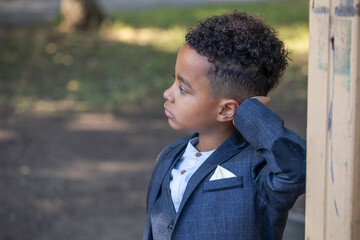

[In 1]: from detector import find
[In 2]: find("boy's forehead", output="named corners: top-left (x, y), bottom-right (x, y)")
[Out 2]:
top-left (177, 45), bottom-right (211, 76)
top-left (176, 45), bottom-right (214, 94)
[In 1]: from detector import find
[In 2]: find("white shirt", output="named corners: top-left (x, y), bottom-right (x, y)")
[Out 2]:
top-left (169, 137), bottom-right (216, 212)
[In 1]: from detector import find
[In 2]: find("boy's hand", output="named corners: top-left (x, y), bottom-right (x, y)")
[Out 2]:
top-left (251, 96), bottom-right (271, 106)
top-left (233, 96), bottom-right (271, 125)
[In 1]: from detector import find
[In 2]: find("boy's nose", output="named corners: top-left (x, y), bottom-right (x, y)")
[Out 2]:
top-left (163, 86), bottom-right (175, 102)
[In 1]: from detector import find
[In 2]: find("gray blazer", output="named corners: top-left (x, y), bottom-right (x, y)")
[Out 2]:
top-left (143, 98), bottom-right (306, 240)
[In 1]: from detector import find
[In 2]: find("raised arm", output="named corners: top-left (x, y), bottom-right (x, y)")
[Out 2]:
top-left (233, 98), bottom-right (306, 211)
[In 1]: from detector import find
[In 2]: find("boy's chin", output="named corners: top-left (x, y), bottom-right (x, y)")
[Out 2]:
top-left (167, 119), bottom-right (194, 133)
top-left (168, 119), bottom-right (181, 130)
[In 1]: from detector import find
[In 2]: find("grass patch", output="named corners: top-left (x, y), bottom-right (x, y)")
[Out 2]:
top-left (0, 0), bottom-right (309, 114)
top-left (111, 0), bottom-right (309, 29)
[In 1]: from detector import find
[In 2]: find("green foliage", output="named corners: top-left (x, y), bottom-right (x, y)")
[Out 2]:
top-left (0, 29), bottom-right (176, 112)
top-left (111, 0), bottom-right (309, 29)
top-left (0, 0), bottom-right (309, 114)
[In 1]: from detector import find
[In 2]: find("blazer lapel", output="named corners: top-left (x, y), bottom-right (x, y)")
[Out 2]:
top-left (175, 131), bottom-right (247, 216)
top-left (148, 135), bottom-right (195, 208)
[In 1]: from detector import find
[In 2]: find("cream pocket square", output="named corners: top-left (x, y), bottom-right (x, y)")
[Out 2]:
top-left (209, 165), bottom-right (236, 181)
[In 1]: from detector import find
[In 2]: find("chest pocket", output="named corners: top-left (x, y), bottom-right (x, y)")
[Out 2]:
top-left (203, 176), bottom-right (243, 193)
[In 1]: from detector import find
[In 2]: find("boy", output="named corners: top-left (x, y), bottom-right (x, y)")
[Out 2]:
top-left (143, 11), bottom-right (306, 240)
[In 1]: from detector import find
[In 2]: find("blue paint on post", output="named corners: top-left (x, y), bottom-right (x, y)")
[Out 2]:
top-left (334, 20), bottom-right (351, 76)
top-left (334, 199), bottom-right (340, 217)
top-left (342, 78), bottom-right (351, 93)
top-left (328, 103), bottom-right (333, 135)
top-left (335, 0), bottom-right (356, 16)
top-left (328, 41), bottom-right (336, 185)
top-left (329, 102), bottom-right (335, 184)
top-left (330, 146), bottom-right (334, 184)
top-left (314, 6), bottom-right (329, 14)
top-left (334, 20), bottom-right (352, 92)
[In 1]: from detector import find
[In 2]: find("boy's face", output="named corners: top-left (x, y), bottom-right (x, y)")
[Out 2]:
top-left (163, 45), bottom-right (221, 133)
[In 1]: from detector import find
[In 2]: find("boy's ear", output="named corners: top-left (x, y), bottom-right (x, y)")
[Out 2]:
top-left (217, 99), bottom-right (239, 122)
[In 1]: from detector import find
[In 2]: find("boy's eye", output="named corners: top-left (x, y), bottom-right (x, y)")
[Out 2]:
top-left (179, 86), bottom-right (188, 94)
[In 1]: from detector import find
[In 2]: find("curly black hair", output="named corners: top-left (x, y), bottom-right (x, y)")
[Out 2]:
top-left (185, 11), bottom-right (289, 102)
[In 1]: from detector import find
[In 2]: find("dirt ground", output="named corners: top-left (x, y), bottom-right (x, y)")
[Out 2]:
top-left (0, 108), bottom-right (186, 240)
top-left (0, 101), bottom-right (306, 240)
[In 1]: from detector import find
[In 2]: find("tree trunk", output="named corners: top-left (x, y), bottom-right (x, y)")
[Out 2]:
top-left (60, 0), bottom-right (105, 31)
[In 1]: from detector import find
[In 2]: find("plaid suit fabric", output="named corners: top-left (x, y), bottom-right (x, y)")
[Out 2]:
top-left (143, 98), bottom-right (306, 240)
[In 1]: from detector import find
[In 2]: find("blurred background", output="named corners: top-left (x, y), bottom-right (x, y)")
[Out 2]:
top-left (0, 0), bottom-right (308, 239)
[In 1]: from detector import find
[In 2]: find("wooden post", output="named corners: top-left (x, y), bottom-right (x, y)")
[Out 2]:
top-left (306, 0), bottom-right (360, 239)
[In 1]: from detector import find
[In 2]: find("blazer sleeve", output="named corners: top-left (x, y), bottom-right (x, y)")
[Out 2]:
top-left (233, 98), bottom-right (306, 211)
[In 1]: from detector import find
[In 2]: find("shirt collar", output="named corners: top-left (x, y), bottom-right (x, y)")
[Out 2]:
top-left (183, 137), bottom-right (216, 160)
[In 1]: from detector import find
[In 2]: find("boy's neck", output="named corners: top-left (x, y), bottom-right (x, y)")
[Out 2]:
top-left (195, 123), bottom-right (236, 152)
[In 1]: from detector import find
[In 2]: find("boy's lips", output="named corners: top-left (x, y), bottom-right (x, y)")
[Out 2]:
top-left (164, 105), bottom-right (174, 118)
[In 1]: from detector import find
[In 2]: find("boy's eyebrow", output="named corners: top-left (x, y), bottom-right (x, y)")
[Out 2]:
top-left (177, 74), bottom-right (193, 90)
